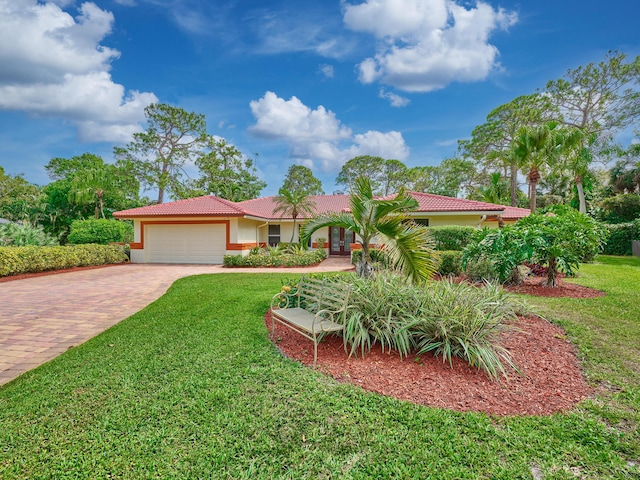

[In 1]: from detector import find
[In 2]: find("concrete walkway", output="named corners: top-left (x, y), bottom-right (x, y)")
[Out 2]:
top-left (0, 257), bottom-right (353, 386)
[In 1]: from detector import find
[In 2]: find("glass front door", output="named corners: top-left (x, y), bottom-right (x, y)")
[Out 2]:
top-left (329, 227), bottom-right (353, 256)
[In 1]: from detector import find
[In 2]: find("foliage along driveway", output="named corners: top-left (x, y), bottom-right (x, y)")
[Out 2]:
top-left (0, 259), bottom-right (352, 386)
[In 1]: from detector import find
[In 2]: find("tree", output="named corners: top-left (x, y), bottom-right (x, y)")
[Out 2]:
top-left (459, 94), bottom-right (554, 206)
top-left (513, 122), bottom-right (579, 211)
top-left (475, 172), bottom-right (510, 205)
top-left (0, 167), bottom-right (46, 225)
top-left (545, 51), bottom-right (640, 212)
top-left (280, 165), bottom-right (324, 196)
top-left (272, 189), bottom-right (317, 244)
top-left (182, 137), bottom-right (266, 201)
top-left (515, 205), bottom-right (607, 287)
top-left (301, 177), bottom-right (437, 282)
top-left (336, 156), bottom-right (385, 194)
top-left (114, 103), bottom-right (208, 204)
top-left (336, 156), bottom-right (410, 195)
top-left (43, 154), bottom-right (143, 239)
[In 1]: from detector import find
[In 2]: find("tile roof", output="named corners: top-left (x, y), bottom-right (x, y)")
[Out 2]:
top-left (114, 192), bottom-right (514, 219)
top-left (406, 191), bottom-right (505, 212)
top-left (501, 206), bottom-right (531, 220)
top-left (113, 196), bottom-right (246, 217)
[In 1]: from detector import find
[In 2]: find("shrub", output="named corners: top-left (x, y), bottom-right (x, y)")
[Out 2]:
top-left (599, 194), bottom-right (640, 224)
top-left (464, 256), bottom-right (501, 283)
top-left (223, 247), bottom-right (326, 267)
top-left (351, 248), bottom-right (391, 269)
top-left (68, 219), bottom-right (133, 245)
top-left (427, 226), bottom-right (476, 251)
top-left (341, 272), bottom-right (531, 379)
top-left (434, 250), bottom-right (463, 276)
top-left (0, 244), bottom-right (128, 277)
top-left (602, 220), bottom-right (640, 255)
top-left (0, 223), bottom-right (58, 246)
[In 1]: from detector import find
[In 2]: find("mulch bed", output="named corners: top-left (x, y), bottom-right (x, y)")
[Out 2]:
top-left (267, 277), bottom-right (604, 416)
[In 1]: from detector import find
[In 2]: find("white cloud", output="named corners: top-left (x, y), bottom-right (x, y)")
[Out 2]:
top-left (0, 1), bottom-right (157, 143)
top-left (248, 91), bottom-right (409, 172)
top-left (379, 89), bottom-right (410, 107)
top-left (319, 64), bottom-right (335, 79)
top-left (343, 0), bottom-right (517, 92)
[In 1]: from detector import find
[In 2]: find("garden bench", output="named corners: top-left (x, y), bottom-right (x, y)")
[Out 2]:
top-left (270, 275), bottom-right (351, 368)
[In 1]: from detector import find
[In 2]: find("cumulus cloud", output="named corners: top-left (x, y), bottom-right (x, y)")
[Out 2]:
top-left (249, 91), bottom-right (409, 172)
top-left (343, 0), bottom-right (517, 92)
top-left (0, 1), bottom-right (157, 143)
top-left (379, 89), bottom-right (410, 107)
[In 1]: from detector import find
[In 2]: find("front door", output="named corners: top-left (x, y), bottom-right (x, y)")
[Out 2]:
top-left (329, 227), bottom-right (353, 256)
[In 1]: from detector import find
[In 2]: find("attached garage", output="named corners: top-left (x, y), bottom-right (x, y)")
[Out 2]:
top-left (144, 223), bottom-right (226, 264)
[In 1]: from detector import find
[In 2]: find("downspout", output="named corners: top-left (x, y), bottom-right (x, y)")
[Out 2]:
top-left (256, 222), bottom-right (269, 246)
top-left (478, 215), bottom-right (487, 228)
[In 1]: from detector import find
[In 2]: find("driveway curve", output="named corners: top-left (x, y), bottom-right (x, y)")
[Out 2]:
top-left (0, 258), bottom-right (353, 386)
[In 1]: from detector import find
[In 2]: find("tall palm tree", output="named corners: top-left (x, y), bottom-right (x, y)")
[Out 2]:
top-left (272, 189), bottom-right (316, 244)
top-left (513, 122), bottom-right (567, 212)
top-left (300, 177), bottom-right (437, 283)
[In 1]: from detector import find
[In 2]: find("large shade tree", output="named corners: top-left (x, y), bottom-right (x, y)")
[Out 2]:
top-left (545, 50), bottom-right (640, 212)
top-left (280, 165), bottom-right (324, 196)
top-left (114, 103), bottom-right (208, 204)
top-left (301, 177), bottom-right (437, 282)
top-left (179, 137), bottom-right (266, 201)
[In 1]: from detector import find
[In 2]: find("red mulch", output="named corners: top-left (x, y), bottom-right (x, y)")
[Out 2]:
top-left (266, 277), bottom-right (604, 416)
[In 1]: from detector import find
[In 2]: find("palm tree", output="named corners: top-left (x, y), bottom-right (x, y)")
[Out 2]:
top-left (477, 172), bottom-right (510, 205)
top-left (513, 122), bottom-right (565, 212)
top-left (272, 189), bottom-right (316, 244)
top-left (300, 177), bottom-right (437, 283)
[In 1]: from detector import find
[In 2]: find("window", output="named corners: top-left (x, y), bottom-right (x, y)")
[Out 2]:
top-left (268, 225), bottom-right (280, 246)
top-left (414, 218), bottom-right (430, 227)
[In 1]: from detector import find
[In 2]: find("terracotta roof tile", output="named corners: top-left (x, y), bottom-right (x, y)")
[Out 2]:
top-left (115, 192), bottom-right (512, 219)
top-left (501, 206), bottom-right (531, 220)
top-left (114, 196), bottom-right (246, 217)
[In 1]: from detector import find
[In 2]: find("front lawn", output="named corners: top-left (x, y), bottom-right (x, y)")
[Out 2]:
top-left (0, 258), bottom-right (639, 478)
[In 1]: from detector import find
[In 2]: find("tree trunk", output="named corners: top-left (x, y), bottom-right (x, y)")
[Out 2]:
top-left (546, 257), bottom-right (558, 287)
top-left (576, 176), bottom-right (586, 214)
top-left (529, 181), bottom-right (537, 212)
top-left (157, 187), bottom-right (165, 204)
top-left (356, 242), bottom-right (374, 278)
top-left (290, 217), bottom-right (297, 244)
top-left (510, 161), bottom-right (518, 207)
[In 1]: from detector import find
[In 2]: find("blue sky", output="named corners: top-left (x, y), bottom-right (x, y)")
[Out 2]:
top-left (1, 0), bottom-right (639, 198)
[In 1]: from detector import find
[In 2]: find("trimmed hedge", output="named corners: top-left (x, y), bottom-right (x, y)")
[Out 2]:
top-left (0, 244), bottom-right (129, 277)
top-left (68, 219), bottom-right (133, 245)
top-left (602, 220), bottom-right (640, 255)
top-left (427, 226), bottom-right (476, 251)
top-left (223, 248), bottom-right (326, 267)
top-left (599, 194), bottom-right (640, 224)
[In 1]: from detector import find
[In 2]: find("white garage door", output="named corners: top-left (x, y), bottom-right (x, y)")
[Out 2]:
top-left (145, 224), bottom-right (226, 264)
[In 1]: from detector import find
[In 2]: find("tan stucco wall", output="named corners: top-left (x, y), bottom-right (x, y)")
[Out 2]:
top-left (426, 215), bottom-right (486, 227)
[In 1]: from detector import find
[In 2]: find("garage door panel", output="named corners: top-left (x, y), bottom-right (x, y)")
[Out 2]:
top-left (145, 224), bottom-right (226, 264)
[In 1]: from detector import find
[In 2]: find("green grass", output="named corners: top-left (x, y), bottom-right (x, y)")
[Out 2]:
top-left (1, 261), bottom-right (639, 478)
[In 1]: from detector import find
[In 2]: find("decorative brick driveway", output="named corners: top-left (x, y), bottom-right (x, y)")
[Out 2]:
top-left (0, 258), bottom-right (352, 386)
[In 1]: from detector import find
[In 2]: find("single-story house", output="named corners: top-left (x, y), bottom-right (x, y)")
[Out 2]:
top-left (113, 192), bottom-right (530, 264)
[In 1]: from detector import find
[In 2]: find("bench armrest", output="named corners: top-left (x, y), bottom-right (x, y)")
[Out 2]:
top-left (313, 307), bottom-right (347, 331)
top-left (271, 291), bottom-right (293, 310)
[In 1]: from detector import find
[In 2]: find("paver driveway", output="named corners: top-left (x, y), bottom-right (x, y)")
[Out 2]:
top-left (0, 258), bottom-right (353, 386)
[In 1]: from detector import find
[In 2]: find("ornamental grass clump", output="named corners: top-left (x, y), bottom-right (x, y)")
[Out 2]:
top-left (342, 272), bottom-right (531, 380)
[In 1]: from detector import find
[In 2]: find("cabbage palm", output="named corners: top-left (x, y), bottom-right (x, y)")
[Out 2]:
top-left (272, 189), bottom-right (316, 244)
top-left (300, 177), bottom-right (437, 283)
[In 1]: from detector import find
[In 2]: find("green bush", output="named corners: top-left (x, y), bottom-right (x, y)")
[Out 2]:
top-left (464, 256), bottom-right (501, 283)
top-left (427, 226), bottom-right (477, 251)
top-left (340, 272), bottom-right (531, 380)
top-left (68, 219), bottom-right (133, 245)
top-left (602, 220), bottom-right (640, 255)
top-left (435, 250), bottom-right (463, 276)
top-left (350, 248), bottom-right (390, 268)
top-left (0, 223), bottom-right (58, 246)
top-left (0, 244), bottom-right (129, 277)
top-left (599, 194), bottom-right (640, 224)
top-left (223, 247), bottom-right (326, 267)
